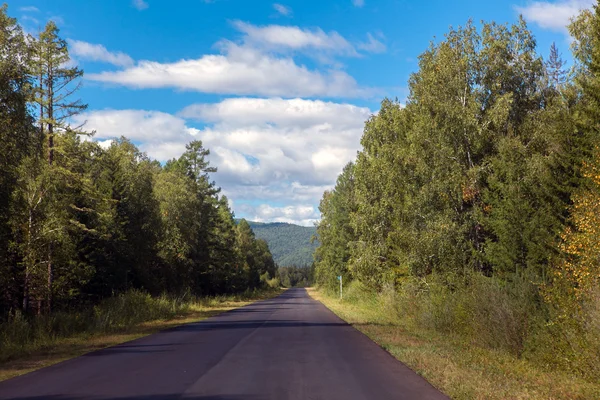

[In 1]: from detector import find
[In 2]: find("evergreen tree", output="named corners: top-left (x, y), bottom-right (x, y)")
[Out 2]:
top-left (0, 5), bottom-right (34, 314)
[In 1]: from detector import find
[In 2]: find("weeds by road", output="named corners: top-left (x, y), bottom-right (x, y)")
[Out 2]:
top-left (0, 288), bottom-right (283, 382)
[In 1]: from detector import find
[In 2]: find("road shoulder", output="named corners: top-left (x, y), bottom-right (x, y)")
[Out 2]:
top-left (307, 287), bottom-right (600, 400)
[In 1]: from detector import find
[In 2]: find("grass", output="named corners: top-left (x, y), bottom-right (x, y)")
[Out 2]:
top-left (0, 288), bottom-right (283, 382)
top-left (308, 287), bottom-right (600, 400)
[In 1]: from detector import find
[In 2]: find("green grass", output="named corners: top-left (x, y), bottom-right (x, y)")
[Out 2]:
top-left (308, 286), bottom-right (600, 400)
top-left (0, 288), bottom-right (283, 382)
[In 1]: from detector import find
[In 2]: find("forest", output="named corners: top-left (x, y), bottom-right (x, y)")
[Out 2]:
top-left (245, 221), bottom-right (317, 267)
top-left (0, 5), bottom-right (277, 320)
top-left (314, 8), bottom-right (600, 379)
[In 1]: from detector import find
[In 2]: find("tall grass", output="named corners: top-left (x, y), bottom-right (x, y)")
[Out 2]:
top-left (336, 273), bottom-right (600, 380)
top-left (0, 288), bottom-right (277, 363)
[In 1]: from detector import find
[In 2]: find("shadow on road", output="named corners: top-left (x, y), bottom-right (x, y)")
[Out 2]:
top-left (4, 396), bottom-right (258, 400)
top-left (169, 320), bottom-right (347, 332)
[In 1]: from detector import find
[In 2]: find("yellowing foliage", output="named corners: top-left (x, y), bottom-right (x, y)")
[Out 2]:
top-left (550, 147), bottom-right (600, 306)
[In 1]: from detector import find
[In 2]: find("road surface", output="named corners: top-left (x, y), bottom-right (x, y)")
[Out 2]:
top-left (0, 288), bottom-right (447, 400)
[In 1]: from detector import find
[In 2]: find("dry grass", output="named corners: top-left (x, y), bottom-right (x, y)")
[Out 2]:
top-left (0, 290), bottom-right (282, 382)
top-left (308, 287), bottom-right (600, 400)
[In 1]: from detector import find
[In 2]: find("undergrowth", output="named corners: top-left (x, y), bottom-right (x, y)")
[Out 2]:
top-left (0, 288), bottom-right (278, 364)
top-left (310, 277), bottom-right (600, 400)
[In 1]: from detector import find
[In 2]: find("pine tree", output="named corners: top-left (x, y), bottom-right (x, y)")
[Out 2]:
top-left (27, 21), bottom-right (87, 312)
top-left (0, 5), bottom-right (35, 314)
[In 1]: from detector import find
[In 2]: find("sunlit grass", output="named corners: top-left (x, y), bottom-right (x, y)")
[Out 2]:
top-left (308, 287), bottom-right (600, 400)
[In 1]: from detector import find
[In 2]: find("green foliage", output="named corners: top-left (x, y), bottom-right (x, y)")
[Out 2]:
top-left (0, 6), bottom-right (276, 320)
top-left (314, 163), bottom-right (356, 291)
top-left (0, 288), bottom-right (278, 363)
top-left (314, 9), bottom-right (600, 380)
top-left (278, 266), bottom-right (312, 288)
top-left (244, 221), bottom-right (318, 267)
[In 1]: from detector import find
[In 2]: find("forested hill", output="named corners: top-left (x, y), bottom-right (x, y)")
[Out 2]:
top-left (241, 221), bottom-right (318, 267)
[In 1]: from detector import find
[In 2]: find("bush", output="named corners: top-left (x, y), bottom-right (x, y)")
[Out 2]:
top-left (266, 276), bottom-right (281, 289)
top-left (527, 286), bottom-right (600, 380)
top-left (0, 290), bottom-right (202, 362)
top-left (394, 272), bottom-right (541, 356)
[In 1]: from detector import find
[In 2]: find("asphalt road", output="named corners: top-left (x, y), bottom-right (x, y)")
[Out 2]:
top-left (0, 288), bottom-right (447, 400)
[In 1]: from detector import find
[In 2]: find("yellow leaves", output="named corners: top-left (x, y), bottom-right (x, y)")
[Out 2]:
top-left (549, 147), bottom-right (600, 305)
top-left (461, 182), bottom-right (478, 203)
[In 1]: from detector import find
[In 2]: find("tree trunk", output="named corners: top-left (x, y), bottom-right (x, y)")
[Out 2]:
top-left (46, 64), bottom-right (54, 313)
top-left (22, 207), bottom-right (33, 313)
top-left (47, 243), bottom-right (52, 313)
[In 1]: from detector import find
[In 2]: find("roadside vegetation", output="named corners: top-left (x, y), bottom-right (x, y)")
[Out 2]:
top-left (309, 285), bottom-right (600, 400)
top-left (0, 288), bottom-right (281, 382)
top-left (313, 4), bottom-right (600, 398)
top-left (278, 265), bottom-right (313, 288)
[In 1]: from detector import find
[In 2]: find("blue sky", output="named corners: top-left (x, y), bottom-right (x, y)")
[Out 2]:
top-left (9, 0), bottom-right (593, 225)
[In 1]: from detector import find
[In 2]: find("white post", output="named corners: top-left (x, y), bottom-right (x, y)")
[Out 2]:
top-left (340, 275), bottom-right (343, 300)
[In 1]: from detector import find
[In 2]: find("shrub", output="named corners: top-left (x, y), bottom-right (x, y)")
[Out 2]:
top-left (394, 272), bottom-right (541, 356)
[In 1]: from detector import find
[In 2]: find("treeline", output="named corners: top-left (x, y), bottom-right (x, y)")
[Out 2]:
top-left (315, 9), bottom-right (600, 378)
top-left (0, 6), bottom-right (276, 318)
top-left (246, 221), bottom-right (318, 267)
top-left (278, 265), bottom-right (313, 288)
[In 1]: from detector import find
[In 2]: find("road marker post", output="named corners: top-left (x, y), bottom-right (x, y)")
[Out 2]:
top-left (338, 275), bottom-right (343, 300)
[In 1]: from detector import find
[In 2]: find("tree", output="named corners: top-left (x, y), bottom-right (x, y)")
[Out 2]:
top-left (17, 20), bottom-right (88, 312)
top-left (33, 21), bottom-right (86, 165)
top-left (0, 5), bottom-right (35, 314)
top-left (315, 162), bottom-right (357, 290)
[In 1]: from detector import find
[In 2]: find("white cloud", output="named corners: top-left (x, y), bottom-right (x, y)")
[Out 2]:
top-left (177, 97), bottom-right (370, 184)
top-left (73, 109), bottom-right (199, 160)
top-left (238, 204), bottom-right (319, 226)
top-left (515, 0), bottom-right (594, 32)
top-left (97, 139), bottom-right (113, 149)
top-left (352, 0), bottom-right (365, 7)
top-left (357, 33), bottom-right (386, 53)
top-left (86, 42), bottom-right (366, 97)
top-left (179, 97), bottom-right (367, 129)
top-left (21, 15), bottom-right (39, 25)
top-left (273, 3), bottom-right (292, 16)
top-left (232, 21), bottom-right (357, 56)
top-left (74, 98), bottom-right (372, 225)
top-left (132, 0), bottom-right (149, 10)
top-left (85, 19), bottom-right (384, 97)
top-left (20, 6), bottom-right (39, 12)
top-left (68, 40), bottom-right (134, 67)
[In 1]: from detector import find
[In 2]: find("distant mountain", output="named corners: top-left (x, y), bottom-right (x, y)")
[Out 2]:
top-left (239, 220), bottom-right (318, 267)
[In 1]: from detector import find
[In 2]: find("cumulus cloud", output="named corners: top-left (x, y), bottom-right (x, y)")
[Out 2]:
top-left (515, 0), bottom-right (594, 33)
top-left (132, 0), bottom-right (149, 10)
top-left (178, 97), bottom-right (371, 185)
top-left (179, 97), bottom-right (367, 129)
top-left (238, 203), bottom-right (319, 226)
top-left (68, 40), bottom-right (134, 67)
top-left (86, 43), bottom-right (366, 97)
top-left (273, 3), bottom-right (292, 16)
top-left (72, 109), bottom-right (199, 160)
top-left (74, 98), bottom-right (372, 225)
top-left (232, 21), bottom-right (358, 56)
top-left (85, 20), bottom-right (384, 97)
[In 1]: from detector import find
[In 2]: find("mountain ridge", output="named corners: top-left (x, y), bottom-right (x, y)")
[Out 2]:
top-left (236, 220), bottom-right (318, 267)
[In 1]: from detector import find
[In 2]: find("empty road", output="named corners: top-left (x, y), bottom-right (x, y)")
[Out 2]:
top-left (0, 288), bottom-right (447, 400)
